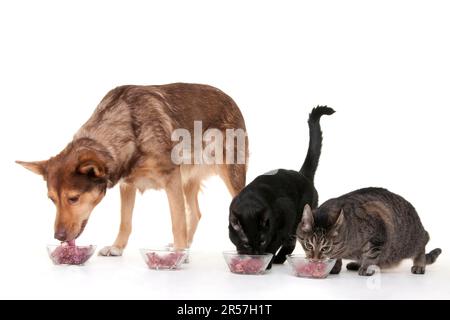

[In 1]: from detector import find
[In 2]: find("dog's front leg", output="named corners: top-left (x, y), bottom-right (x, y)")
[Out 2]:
top-left (165, 168), bottom-right (188, 250)
top-left (99, 183), bottom-right (136, 256)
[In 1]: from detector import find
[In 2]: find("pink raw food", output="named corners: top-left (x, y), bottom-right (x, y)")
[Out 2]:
top-left (295, 261), bottom-right (328, 278)
top-left (145, 252), bottom-right (184, 269)
top-left (229, 257), bottom-right (265, 274)
top-left (50, 241), bottom-right (94, 265)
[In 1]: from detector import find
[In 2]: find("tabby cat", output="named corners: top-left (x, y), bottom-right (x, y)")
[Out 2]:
top-left (296, 187), bottom-right (441, 276)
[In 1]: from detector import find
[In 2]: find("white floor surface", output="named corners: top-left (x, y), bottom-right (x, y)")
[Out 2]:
top-left (1, 248), bottom-right (449, 300)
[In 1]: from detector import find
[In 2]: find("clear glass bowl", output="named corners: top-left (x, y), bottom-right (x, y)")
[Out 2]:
top-left (140, 248), bottom-right (188, 270)
top-left (286, 254), bottom-right (336, 279)
top-left (223, 251), bottom-right (273, 275)
top-left (47, 244), bottom-right (96, 265)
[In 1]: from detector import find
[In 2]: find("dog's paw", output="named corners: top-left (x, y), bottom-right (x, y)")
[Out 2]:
top-left (167, 243), bottom-right (190, 263)
top-left (166, 243), bottom-right (190, 250)
top-left (98, 246), bottom-right (124, 257)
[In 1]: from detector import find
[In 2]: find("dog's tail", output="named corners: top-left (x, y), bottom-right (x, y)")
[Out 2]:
top-left (299, 106), bottom-right (335, 181)
top-left (426, 248), bottom-right (442, 265)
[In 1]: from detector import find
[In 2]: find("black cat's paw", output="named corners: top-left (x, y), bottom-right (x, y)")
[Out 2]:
top-left (411, 266), bottom-right (425, 274)
top-left (266, 262), bottom-right (273, 270)
top-left (330, 259), bottom-right (342, 274)
top-left (358, 267), bottom-right (375, 276)
top-left (330, 267), bottom-right (341, 274)
top-left (273, 255), bottom-right (286, 264)
top-left (346, 262), bottom-right (361, 271)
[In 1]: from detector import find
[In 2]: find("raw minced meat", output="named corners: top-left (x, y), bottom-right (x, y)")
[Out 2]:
top-left (229, 257), bottom-right (265, 274)
top-left (145, 252), bottom-right (185, 269)
top-left (50, 241), bottom-right (94, 265)
top-left (294, 261), bottom-right (328, 278)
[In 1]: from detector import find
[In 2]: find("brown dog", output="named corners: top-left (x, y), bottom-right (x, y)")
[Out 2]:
top-left (17, 83), bottom-right (248, 255)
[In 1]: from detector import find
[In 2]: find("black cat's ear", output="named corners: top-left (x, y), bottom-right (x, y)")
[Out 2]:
top-left (230, 213), bottom-right (241, 231)
top-left (331, 209), bottom-right (345, 237)
top-left (260, 210), bottom-right (270, 229)
top-left (230, 213), bottom-right (249, 242)
top-left (299, 204), bottom-right (314, 234)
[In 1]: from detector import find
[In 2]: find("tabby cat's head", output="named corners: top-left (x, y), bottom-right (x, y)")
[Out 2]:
top-left (296, 204), bottom-right (346, 260)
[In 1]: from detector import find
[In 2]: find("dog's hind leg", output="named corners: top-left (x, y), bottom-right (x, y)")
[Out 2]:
top-left (99, 183), bottom-right (136, 256)
top-left (218, 163), bottom-right (246, 197)
top-left (183, 179), bottom-right (202, 246)
top-left (166, 167), bottom-right (188, 250)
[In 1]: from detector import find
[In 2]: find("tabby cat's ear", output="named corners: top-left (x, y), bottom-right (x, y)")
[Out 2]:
top-left (299, 204), bottom-right (314, 233)
top-left (331, 209), bottom-right (345, 237)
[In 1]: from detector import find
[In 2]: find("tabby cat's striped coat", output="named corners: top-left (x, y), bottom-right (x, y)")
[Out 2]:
top-left (297, 188), bottom-right (441, 276)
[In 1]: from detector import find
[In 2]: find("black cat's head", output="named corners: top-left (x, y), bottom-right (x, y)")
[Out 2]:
top-left (228, 194), bottom-right (273, 255)
top-left (296, 204), bottom-right (346, 260)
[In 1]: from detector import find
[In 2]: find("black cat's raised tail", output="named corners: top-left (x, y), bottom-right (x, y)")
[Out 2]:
top-left (300, 106), bottom-right (335, 181)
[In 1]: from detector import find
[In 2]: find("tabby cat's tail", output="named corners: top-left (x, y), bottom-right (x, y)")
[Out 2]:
top-left (426, 248), bottom-right (442, 265)
top-left (299, 106), bottom-right (335, 181)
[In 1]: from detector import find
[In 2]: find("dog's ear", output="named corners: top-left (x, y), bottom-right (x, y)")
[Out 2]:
top-left (16, 160), bottom-right (48, 176)
top-left (76, 150), bottom-right (107, 180)
top-left (299, 204), bottom-right (314, 234)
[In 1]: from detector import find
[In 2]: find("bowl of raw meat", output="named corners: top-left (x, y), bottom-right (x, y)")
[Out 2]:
top-left (223, 251), bottom-right (273, 275)
top-left (47, 241), bottom-right (96, 265)
top-left (286, 254), bottom-right (336, 279)
top-left (140, 248), bottom-right (188, 270)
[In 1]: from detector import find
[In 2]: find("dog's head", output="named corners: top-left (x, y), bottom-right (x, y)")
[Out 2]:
top-left (17, 147), bottom-right (109, 241)
top-left (228, 192), bottom-right (274, 255)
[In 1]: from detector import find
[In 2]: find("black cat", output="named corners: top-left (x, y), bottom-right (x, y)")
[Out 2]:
top-left (228, 106), bottom-right (334, 268)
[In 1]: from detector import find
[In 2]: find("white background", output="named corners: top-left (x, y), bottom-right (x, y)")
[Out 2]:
top-left (1, 0), bottom-right (449, 299)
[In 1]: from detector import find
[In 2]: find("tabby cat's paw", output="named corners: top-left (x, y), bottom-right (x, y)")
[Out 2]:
top-left (411, 266), bottom-right (425, 274)
top-left (358, 267), bottom-right (375, 276)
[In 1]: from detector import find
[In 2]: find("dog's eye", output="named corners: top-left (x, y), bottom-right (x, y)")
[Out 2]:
top-left (68, 195), bottom-right (80, 205)
top-left (48, 197), bottom-right (56, 204)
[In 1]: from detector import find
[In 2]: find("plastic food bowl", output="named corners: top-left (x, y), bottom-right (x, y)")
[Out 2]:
top-left (47, 242), bottom-right (96, 265)
top-left (164, 245), bottom-right (190, 264)
top-left (140, 249), bottom-right (188, 270)
top-left (223, 251), bottom-right (273, 275)
top-left (286, 254), bottom-right (336, 279)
